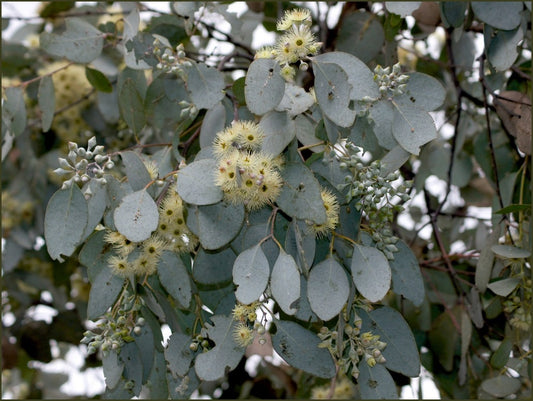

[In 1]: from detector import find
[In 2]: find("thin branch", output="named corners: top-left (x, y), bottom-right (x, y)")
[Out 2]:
top-left (479, 55), bottom-right (504, 210)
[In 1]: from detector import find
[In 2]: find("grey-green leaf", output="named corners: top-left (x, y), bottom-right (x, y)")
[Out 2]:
top-left (335, 12), bottom-right (385, 63)
top-left (45, 185), bottom-right (88, 262)
top-left (87, 266), bottom-right (124, 319)
top-left (121, 151), bottom-right (153, 192)
top-left (392, 102), bottom-right (437, 155)
top-left (487, 277), bottom-right (521, 297)
top-left (385, 1), bottom-right (421, 16)
top-left (186, 62), bottom-right (225, 109)
top-left (38, 75), bottom-right (55, 132)
top-left (176, 159), bottom-right (223, 205)
top-left (3, 87), bottom-right (27, 136)
top-left (491, 244), bottom-right (531, 259)
top-left (440, 2), bottom-right (467, 28)
top-left (113, 189), bottom-right (158, 242)
top-left (119, 78), bottom-right (146, 135)
top-left (395, 72), bottom-right (446, 112)
top-left (102, 351), bottom-right (124, 390)
top-left (245, 58), bottom-right (285, 115)
top-left (165, 332), bottom-right (194, 377)
top-left (471, 2), bottom-right (523, 31)
top-left (233, 244), bottom-right (270, 304)
top-left (360, 306), bottom-right (421, 377)
top-left (308, 258), bottom-right (349, 321)
top-left (259, 111), bottom-right (295, 156)
top-left (186, 201), bottom-right (244, 250)
top-left (313, 61), bottom-right (356, 127)
top-left (157, 251), bottom-right (192, 308)
top-left (284, 218), bottom-right (316, 274)
top-left (351, 244), bottom-right (391, 303)
top-left (271, 320), bottom-right (335, 378)
top-left (275, 83), bottom-right (315, 116)
top-left (487, 26), bottom-right (524, 71)
top-left (389, 240), bottom-right (425, 307)
top-left (313, 52), bottom-right (379, 101)
top-left (200, 102), bottom-right (226, 148)
top-left (40, 18), bottom-right (103, 63)
top-left (358, 362), bottom-right (398, 399)
top-left (276, 162), bottom-right (327, 225)
top-left (480, 375), bottom-right (521, 398)
top-left (270, 251), bottom-right (300, 315)
top-left (193, 247), bottom-right (235, 285)
top-left (194, 315), bottom-right (246, 381)
top-left (475, 225), bottom-right (500, 292)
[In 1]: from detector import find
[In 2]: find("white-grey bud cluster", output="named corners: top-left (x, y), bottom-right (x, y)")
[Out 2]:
top-left (374, 63), bottom-right (409, 98)
top-left (337, 141), bottom-right (412, 260)
top-left (318, 313), bottom-right (387, 380)
top-left (54, 136), bottom-right (113, 192)
top-left (81, 289), bottom-right (144, 357)
top-left (178, 100), bottom-right (198, 119)
top-left (154, 39), bottom-right (192, 77)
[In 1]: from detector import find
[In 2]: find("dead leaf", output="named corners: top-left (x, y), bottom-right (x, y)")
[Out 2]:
top-left (494, 91), bottom-right (531, 155)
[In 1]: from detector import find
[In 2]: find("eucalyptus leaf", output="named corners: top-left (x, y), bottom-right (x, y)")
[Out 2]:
top-left (313, 52), bottom-right (379, 101)
top-left (119, 78), bottom-right (146, 135)
top-left (385, 2), bottom-right (421, 17)
top-left (312, 60), bottom-right (356, 127)
top-left (259, 111), bottom-right (296, 156)
top-left (3, 87), bottom-right (27, 137)
top-left (487, 277), bottom-right (520, 297)
top-left (102, 351), bottom-right (124, 390)
top-left (308, 257), bottom-right (350, 321)
top-left (165, 332), bottom-right (194, 377)
top-left (194, 315), bottom-right (246, 381)
top-left (176, 159), bottom-right (223, 205)
top-left (40, 18), bottom-right (104, 63)
top-left (335, 12), bottom-right (385, 63)
top-left (113, 189), bottom-right (159, 242)
top-left (157, 251), bottom-right (192, 308)
top-left (284, 219), bottom-right (315, 274)
top-left (358, 361), bottom-right (398, 399)
top-left (395, 72), bottom-right (446, 112)
top-left (120, 151), bottom-right (153, 192)
top-left (186, 62), bottom-right (225, 109)
top-left (45, 186), bottom-right (89, 262)
top-left (491, 244), bottom-right (531, 259)
top-left (389, 240), bottom-right (425, 307)
top-left (270, 250), bottom-right (300, 315)
top-left (480, 375), bottom-right (521, 398)
top-left (87, 266), bottom-right (124, 319)
top-left (392, 102), bottom-right (437, 155)
top-left (275, 83), bottom-right (315, 116)
top-left (359, 306), bottom-right (421, 377)
top-left (38, 75), bottom-right (55, 132)
top-left (200, 102), bottom-right (226, 149)
top-left (186, 201), bottom-right (244, 250)
top-left (351, 244), bottom-right (391, 303)
top-left (471, 2), bottom-right (523, 30)
top-left (475, 225), bottom-right (500, 293)
top-left (85, 66), bottom-right (113, 93)
top-left (271, 320), bottom-right (335, 378)
top-left (276, 162), bottom-right (327, 225)
top-left (245, 58), bottom-right (285, 115)
top-left (193, 247), bottom-right (235, 285)
top-left (233, 244), bottom-right (270, 304)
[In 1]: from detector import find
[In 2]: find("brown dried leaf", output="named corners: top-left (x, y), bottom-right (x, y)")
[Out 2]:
top-left (494, 91), bottom-right (531, 155)
top-left (413, 2), bottom-right (441, 32)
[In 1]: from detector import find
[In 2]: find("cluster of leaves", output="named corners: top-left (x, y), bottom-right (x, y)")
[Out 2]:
top-left (1, 1), bottom-right (531, 399)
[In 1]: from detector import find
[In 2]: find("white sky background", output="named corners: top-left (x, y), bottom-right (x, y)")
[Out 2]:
top-left (0, 1), bottom-right (459, 399)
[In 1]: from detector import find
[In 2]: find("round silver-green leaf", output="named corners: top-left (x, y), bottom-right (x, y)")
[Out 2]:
top-left (351, 244), bottom-right (391, 303)
top-left (113, 189), bottom-right (158, 242)
top-left (245, 58), bottom-right (285, 115)
top-left (45, 185), bottom-right (88, 262)
top-left (233, 244), bottom-right (270, 304)
top-left (270, 251), bottom-right (300, 315)
top-left (308, 258), bottom-right (349, 321)
top-left (176, 158), bottom-right (223, 205)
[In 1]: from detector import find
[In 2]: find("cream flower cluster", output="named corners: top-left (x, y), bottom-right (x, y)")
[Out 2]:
top-left (255, 8), bottom-right (321, 82)
top-left (214, 121), bottom-right (283, 210)
top-left (106, 189), bottom-right (198, 277)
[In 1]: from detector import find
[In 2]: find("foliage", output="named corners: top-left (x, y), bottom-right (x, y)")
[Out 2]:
top-left (1, 1), bottom-right (531, 399)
